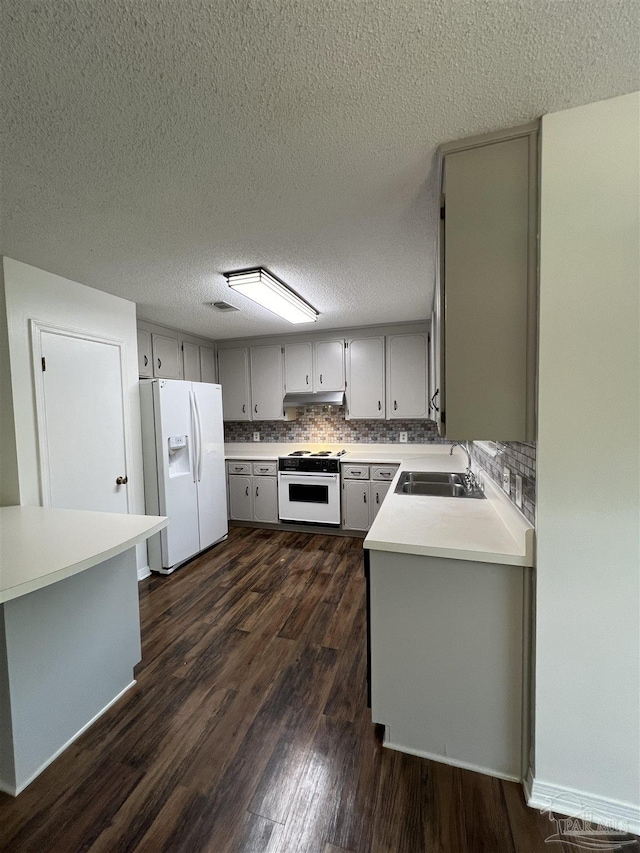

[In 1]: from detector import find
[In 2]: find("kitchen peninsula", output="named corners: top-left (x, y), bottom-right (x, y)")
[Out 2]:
top-left (0, 506), bottom-right (167, 796)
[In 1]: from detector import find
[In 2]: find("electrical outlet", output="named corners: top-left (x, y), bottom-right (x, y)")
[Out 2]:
top-left (399, 431), bottom-right (408, 443)
top-left (502, 466), bottom-right (511, 494)
top-left (252, 432), bottom-right (260, 442)
top-left (515, 474), bottom-right (523, 508)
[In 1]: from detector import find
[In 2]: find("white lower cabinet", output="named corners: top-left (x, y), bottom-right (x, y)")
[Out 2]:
top-left (367, 549), bottom-right (528, 780)
top-left (227, 462), bottom-right (278, 523)
top-left (371, 481), bottom-right (391, 522)
top-left (342, 479), bottom-right (370, 531)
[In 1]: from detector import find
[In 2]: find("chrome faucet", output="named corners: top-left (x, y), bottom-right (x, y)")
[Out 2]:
top-left (449, 442), bottom-right (481, 493)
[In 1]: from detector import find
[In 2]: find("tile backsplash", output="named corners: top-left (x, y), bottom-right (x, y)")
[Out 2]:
top-left (470, 441), bottom-right (536, 525)
top-left (224, 406), bottom-right (445, 444)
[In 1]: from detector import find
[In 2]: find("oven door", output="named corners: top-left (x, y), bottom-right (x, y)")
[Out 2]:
top-left (277, 472), bottom-right (340, 525)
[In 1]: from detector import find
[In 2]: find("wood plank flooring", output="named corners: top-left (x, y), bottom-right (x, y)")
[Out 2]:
top-left (0, 527), bottom-right (636, 852)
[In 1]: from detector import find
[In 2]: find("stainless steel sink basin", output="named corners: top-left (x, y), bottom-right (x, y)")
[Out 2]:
top-left (394, 471), bottom-right (485, 499)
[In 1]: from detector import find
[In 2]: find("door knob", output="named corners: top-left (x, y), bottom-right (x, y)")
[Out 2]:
top-left (116, 476), bottom-right (128, 485)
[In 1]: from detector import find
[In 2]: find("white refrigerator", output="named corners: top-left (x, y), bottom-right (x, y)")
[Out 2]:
top-left (140, 379), bottom-right (228, 574)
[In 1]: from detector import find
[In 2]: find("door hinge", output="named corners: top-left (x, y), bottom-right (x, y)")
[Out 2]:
top-left (41, 356), bottom-right (46, 372)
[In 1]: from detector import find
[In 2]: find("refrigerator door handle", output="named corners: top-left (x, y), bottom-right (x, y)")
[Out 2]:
top-left (194, 390), bottom-right (204, 483)
top-left (189, 390), bottom-right (198, 483)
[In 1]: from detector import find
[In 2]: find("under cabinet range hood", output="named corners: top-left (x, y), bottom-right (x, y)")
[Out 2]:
top-left (283, 391), bottom-right (346, 408)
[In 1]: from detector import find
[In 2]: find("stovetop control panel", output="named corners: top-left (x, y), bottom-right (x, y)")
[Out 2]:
top-left (278, 457), bottom-right (341, 473)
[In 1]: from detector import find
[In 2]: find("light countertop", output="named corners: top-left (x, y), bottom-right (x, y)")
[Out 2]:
top-left (225, 442), bottom-right (534, 566)
top-left (364, 452), bottom-right (535, 567)
top-left (0, 506), bottom-right (168, 603)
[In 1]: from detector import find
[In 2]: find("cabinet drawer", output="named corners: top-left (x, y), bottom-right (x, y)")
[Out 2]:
top-left (252, 461), bottom-right (276, 476)
top-left (227, 461), bottom-right (251, 475)
top-left (371, 465), bottom-right (399, 481)
top-left (342, 464), bottom-right (370, 480)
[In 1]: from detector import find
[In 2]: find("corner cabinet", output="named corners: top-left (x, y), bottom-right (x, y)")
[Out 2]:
top-left (437, 122), bottom-right (538, 441)
top-left (218, 348), bottom-right (251, 421)
top-left (386, 333), bottom-right (430, 419)
top-left (345, 336), bottom-right (385, 420)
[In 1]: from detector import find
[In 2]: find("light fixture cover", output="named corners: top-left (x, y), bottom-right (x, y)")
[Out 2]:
top-left (224, 268), bottom-right (318, 324)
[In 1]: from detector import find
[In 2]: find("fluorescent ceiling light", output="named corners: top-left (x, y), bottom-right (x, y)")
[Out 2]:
top-left (224, 268), bottom-right (318, 324)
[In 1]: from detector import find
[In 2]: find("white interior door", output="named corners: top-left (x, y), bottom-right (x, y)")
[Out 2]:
top-left (34, 327), bottom-right (129, 513)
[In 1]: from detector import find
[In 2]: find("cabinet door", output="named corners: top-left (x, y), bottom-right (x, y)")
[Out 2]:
top-left (137, 329), bottom-right (152, 377)
top-left (315, 340), bottom-right (345, 391)
top-left (345, 337), bottom-right (385, 419)
top-left (218, 348), bottom-right (251, 421)
top-left (343, 480), bottom-right (370, 531)
top-left (371, 482), bottom-right (391, 522)
top-left (386, 333), bottom-right (429, 419)
top-left (152, 334), bottom-right (181, 379)
top-left (250, 345), bottom-right (284, 420)
top-left (228, 475), bottom-right (253, 520)
top-left (253, 477), bottom-right (278, 523)
top-left (199, 346), bottom-right (216, 383)
top-left (182, 342), bottom-right (201, 382)
top-left (284, 342), bottom-right (313, 392)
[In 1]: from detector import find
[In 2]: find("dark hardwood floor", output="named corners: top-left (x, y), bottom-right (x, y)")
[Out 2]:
top-left (1, 527), bottom-right (636, 852)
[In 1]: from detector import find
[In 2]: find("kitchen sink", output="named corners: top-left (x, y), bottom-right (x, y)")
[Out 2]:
top-left (394, 471), bottom-right (485, 499)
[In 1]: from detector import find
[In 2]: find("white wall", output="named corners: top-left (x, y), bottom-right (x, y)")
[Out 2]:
top-left (0, 267), bottom-right (20, 506)
top-left (2, 258), bottom-right (147, 570)
top-left (534, 93), bottom-right (639, 825)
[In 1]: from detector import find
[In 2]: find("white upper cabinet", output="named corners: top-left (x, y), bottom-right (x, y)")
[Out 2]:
top-left (152, 333), bottom-right (181, 380)
top-left (284, 342), bottom-right (313, 392)
top-left (199, 346), bottom-right (216, 383)
top-left (218, 347), bottom-right (251, 421)
top-left (284, 339), bottom-right (344, 393)
top-left (182, 341), bottom-right (201, 382)
top-left (314, 340), bottom-right (345, 391)
top-left (345, 336), bottom-right (385, 419)
top-left (250, 345), bottom-right (284, 420)
top-left (137, 329), bottom-right (152, 378)
top-left (386, 333), bottom-right (429, 419)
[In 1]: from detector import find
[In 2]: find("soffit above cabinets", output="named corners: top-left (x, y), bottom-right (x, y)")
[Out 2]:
top-left (1, 1), bottom-right (638, 339)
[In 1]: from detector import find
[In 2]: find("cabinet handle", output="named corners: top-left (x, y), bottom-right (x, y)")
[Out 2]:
top-left (305, 374), bottom-right (309, 385)
top-left (242, 404), bottom-right (246, 413)
top-left (431, 388), bottom-right (440, 413)
top-left (256, 486), bottom-right (259, 497)
top-left (254, 404), bottom-right (258, 414)
top-left (144, 355), bottom-right (148, 367)
top-left (157, 358), bottom-right (162, 369)
top-left (378, 400), bottom-right (381, 411)
top-left (245, 486), bottom-right (249, 496)
top-left (116, 475), bottom-right (128, 485)
top-left (363, 492), bottom-right (367, 503)
top-left (381, 471), bottom-right (390, 477)
top-left (394, 400), bottom-right (397, 411)
top-left (376, 493), bottom-right (379, 504)
top-left (319, 374), bottom-right (323, 384)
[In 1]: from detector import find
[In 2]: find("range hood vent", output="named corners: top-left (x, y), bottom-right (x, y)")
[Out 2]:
top-left (283, 391), bottom-right (346, 408)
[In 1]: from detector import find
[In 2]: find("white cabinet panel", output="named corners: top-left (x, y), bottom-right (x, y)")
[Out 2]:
top-left (386, 333), bottom-right (429, 419)
top-left (284, 342), bottom-right (313, 392)
top-left (315, 340), bottom-right (345, 391)
top-left (343, 480), bottom-right (370, 531)
top-left (228, 475), bottom-right (252, 521)
top-left (137, 329), bottom-right (152, 378)
top-left (152, 334), bottom-right (181, 380)
top-left (199, 346), bottom-right (216, 383)
top-left (345, 336), bottom-right (385, 420)
top-left (218, 348), bottom-right (251, 421)
top-left (182, 342), bottom-right (201, 382)
top-left (371, 481), bottom-right (391, 521)
top-left (253, 476), bottom-right (278, 523)
top-left (250, 345), bottom-right (284, 420)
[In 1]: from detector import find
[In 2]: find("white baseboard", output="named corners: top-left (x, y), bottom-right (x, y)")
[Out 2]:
top-left (3, 680), bottom-right (137, 797)
top-left (137, 565), bottom-right (151, 581)
top-left (527, 774), bottom-right (640, 836)
top-left (383, 740), bottom-right (521, 783)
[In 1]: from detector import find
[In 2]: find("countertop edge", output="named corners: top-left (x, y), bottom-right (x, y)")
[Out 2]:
top-left (1, 514), bottom-right (168, 604)
top-left (363, 539), bottom-right (533, 567)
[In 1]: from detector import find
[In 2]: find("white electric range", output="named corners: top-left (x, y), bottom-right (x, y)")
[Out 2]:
top-left (277, 449), bottom-right (347, 526)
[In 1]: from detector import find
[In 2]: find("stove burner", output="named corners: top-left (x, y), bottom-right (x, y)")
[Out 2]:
top-left (311, 451), bottom-right (331, 457)
top-left (288, 450), bottom-right (311, 457)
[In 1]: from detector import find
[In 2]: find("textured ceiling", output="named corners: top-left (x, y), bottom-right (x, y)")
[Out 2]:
top-left (1, 1), bottom-right (638, 340)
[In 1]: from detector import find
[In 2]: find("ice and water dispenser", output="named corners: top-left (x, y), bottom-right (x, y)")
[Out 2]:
top-left (167, 435), bottom-right (190, 477)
